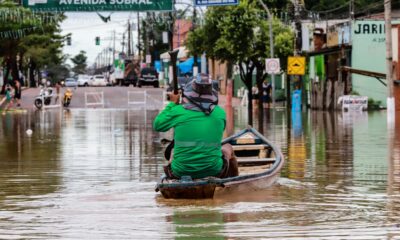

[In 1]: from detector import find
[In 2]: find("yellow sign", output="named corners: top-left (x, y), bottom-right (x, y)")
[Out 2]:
top-left (287, 56), bottom-right (306, 75)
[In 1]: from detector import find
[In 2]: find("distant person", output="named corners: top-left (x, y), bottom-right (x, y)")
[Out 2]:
top-left (13, 79), bottom-right (21, 107)
top-left (262, 80), bottom-right (272, 108)
top-left (54, 81), bottom-right (61, 104)
top-left (252, 84), bottom-right (259, 105)
top-left (4, 84), bottom-right (13, 111)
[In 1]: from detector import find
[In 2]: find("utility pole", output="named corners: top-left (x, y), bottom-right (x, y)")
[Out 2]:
top-left (122, 33), bottom-right (125, 54)
top-left (145, 12), bottom-right (150, 66)
top-left (128, 20), bottom-right (132, 56)
top-left (349, 0), bottom-right (355, 20)
top-left (385, 0), bottom-right (395, 123)
top-left (258, 0), bottom-right (275, 109)
top-left (294, 0), bottom-right (302, 109)
top-left (192, 7), bottom-right (198, 77)
top-left (168, 11), bottom-right (177, 88)
top-left (137, 12), bottom-right (141, 62)
top-left (112, 30), bottom-right (116, 63)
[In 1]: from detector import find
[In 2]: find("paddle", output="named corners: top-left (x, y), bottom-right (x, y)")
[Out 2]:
top-left (168, 49), bottom-right (179, 94)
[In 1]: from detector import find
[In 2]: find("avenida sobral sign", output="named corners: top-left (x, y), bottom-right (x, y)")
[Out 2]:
top-left (23, 0), bottom-right (173, 11)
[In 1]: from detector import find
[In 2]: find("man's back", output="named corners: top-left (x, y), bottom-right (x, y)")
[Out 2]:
top-left (153, 103), bottom-right (225, 179)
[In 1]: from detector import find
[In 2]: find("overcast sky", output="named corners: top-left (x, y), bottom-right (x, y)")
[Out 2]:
top-left (60, 1), bottom-right (202, 66)
top-left (61, 12), bottom-right (139, 66)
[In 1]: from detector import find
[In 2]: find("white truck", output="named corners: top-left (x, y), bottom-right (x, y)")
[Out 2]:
top-left (110, 59), bottom-right (125, 86)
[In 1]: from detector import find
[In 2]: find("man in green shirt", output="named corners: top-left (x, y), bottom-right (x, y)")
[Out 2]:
top-left (153, 74), bottom-right (238, 179)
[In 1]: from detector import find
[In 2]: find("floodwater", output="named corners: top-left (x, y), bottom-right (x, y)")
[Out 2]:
top-left (1, 107), bottom-right (400, 239)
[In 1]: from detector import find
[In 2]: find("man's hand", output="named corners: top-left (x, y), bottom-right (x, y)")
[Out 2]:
top-left (167, 92), bottom-right (180, 104)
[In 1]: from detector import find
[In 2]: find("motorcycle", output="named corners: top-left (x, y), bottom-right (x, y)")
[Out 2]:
top-left (34, 87), bottom-right (54, 110)
top-left (63, 88), bottom-right (73, 107)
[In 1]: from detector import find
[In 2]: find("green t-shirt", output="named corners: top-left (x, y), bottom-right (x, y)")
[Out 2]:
top-left (153, 102), bottom-right (226, 179)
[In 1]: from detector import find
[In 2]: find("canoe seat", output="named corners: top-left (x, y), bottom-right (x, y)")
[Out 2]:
top-left (233, 144), bottom-right (272, 159)
top-left (232, 144), bottom-right (270, 151)
top-left (238, 157), bottom-right (276, 166)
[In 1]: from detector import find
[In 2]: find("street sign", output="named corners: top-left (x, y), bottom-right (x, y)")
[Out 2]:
top-left (194, 0), bottom-right (238, 7)
top-left (146, 54), bottom-right (152, 64)
top-left (23, 0), bottom-right (173, 12)
top-left (162, 32), bottom-right (168, 44)
top-left (287, 56), bottom-right (306, 75)
top-left (265, 58), bottom-right (280, 74)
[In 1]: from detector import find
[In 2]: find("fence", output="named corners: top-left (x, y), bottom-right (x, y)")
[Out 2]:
top-left (85, 91), bottom-right (104, 108)
top-left (128, 90), bottom-right (166, 110)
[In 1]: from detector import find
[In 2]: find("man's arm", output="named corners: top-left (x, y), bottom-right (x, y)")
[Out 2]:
top-left (153, 102), bottom-right (179, 132)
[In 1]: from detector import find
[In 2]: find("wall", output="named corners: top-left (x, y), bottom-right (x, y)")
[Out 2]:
top-left (173, 19), bottom-right (192, 50)
top-left (352, 20), bottom-right (398, 108)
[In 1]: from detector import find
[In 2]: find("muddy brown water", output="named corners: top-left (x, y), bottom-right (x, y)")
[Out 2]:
top-left (0, 108), bottom-right (400, 239)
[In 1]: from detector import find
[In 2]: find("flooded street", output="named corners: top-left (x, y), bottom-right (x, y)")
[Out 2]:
top-left (1, 108), bottom-right (400, 239)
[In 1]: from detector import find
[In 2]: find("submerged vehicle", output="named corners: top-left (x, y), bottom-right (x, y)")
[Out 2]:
top-left (155, 127), bottom-right (284, 199)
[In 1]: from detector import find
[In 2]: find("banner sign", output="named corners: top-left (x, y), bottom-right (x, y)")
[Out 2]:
top-left (337, 95), bottom-right (368, 111)
top-left (23, 0), bottom-right (173, 12)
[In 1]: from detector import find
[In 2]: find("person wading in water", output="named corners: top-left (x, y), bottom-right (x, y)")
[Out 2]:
top-left (153, 74), bottom-right (238, 179)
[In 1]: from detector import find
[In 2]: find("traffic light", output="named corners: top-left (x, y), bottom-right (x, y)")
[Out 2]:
top-left (66, 36), bottom-right (71, 46)
top-left (95, 36), bottom-right (100, 45)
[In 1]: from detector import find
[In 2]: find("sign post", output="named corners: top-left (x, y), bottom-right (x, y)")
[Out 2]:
top-left (23, 0), bottom-right (173, 11)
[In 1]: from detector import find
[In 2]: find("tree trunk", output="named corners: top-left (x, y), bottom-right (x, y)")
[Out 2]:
top-left (246, 79), bottom-right (253, 126)
top-left (29, 60), bottom-right (37, 87)
top-left (256, 67), bottom-right (264, 133)
top-left (10, 55), bottom-right (19, 83)
top-left (239, 62), bottom-right (255, 126)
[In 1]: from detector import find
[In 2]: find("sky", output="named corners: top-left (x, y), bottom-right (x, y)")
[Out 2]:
top-left (60, 1), bottom-right (201, 66)
top-left (61, 12), bottom-right (139, 66)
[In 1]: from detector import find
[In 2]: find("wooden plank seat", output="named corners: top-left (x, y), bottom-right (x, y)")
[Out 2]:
top-left (232, 144), bottom-right (271, 151)
top-left (237, 157), bottom-right (276, 166)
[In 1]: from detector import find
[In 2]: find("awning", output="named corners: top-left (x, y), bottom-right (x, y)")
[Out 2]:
top-left (178, 57), bottom-right (201, 74)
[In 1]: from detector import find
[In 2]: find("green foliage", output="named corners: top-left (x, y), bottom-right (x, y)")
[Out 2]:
top-left (186, 0), bottom-right (293, 125)
top-left (70, 51), bottom-right (87, 75)
top-left (0, 0), bottom-right (66, 85)
top-left (186, 0), bottom-right (293, 75)
top-left (368, 98), bottom-right (382, 110)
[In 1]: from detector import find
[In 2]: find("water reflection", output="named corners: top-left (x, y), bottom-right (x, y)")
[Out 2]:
top-left (168, 209), bottom-right (225, 239)
top-left (1, 108), bottom-right (400, 238)
top-left (0, 110), bottom-right (62, 211)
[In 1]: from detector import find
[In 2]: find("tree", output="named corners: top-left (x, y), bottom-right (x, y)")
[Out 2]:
top-left (186, 0), bottom-right (293, 127)
top-left (71, 51), bottom-right (87, 75)
top-left (0, 0), bottom-right (65, 90)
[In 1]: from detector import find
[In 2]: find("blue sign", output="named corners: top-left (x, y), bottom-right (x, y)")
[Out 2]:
top-left (194, 0), bottom-right (238, 6)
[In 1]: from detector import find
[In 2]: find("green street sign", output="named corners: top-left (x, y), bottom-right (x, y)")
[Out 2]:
top-left (23, 0), bottom-right (173, 12)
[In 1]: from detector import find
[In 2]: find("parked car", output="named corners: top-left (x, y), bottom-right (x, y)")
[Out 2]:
top-left (77, 74), bottom-right (91, 87)
top-left (64, 78), bottom-right (78, 88)
top-left (90, 75), bottom-right (108, 86)
top-left (138, 67), bottom-right (159, 88)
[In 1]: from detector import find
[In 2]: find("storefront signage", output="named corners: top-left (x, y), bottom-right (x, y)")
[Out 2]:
top-left (23, 0), bottom-right (173, 11)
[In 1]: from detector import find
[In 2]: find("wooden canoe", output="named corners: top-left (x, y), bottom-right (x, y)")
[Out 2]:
top-left (155, 127), bottom-right (285, 199)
